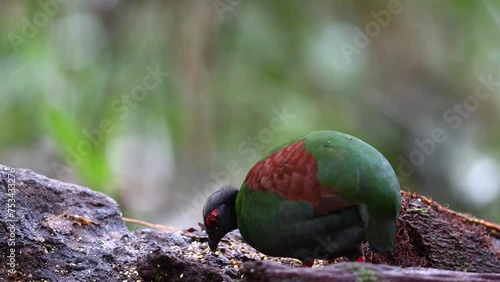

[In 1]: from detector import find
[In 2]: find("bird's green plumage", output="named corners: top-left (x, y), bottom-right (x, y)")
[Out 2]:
top-left (303, 131), bottom-right (400, 215)
top-left (302, 131), bottom-right (401, 252)
top-left (236, 183), bottom-right (365, 261)
top-left (235, 130), bottom-right (401, 261)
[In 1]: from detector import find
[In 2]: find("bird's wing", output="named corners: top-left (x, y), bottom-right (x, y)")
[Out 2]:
top-left (245, 140), bottom-right (359, 216)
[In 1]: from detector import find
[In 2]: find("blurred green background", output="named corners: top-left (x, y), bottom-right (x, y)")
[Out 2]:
top-left (1, 0), bottom-right (499, 227)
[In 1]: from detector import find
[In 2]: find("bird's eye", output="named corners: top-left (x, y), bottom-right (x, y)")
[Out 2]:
top-left (205, 215), bottom-right (218, 228)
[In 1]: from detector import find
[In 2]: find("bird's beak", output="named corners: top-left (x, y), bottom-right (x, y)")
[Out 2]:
top-left (208, 239), bottom-right (219, 252)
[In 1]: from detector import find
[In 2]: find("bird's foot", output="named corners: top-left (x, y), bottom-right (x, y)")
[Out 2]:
top-left (301, 260), bottom-right (314, 267)
top-left (355, 255), bottom-right (366, 262)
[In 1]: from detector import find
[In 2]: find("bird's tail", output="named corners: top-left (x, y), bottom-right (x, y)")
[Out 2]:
top-left (358, 204), bottom-right (398, 253)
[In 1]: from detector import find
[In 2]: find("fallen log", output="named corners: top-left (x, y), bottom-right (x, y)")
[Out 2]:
top-left (241, 261), bottom-right (500, 282)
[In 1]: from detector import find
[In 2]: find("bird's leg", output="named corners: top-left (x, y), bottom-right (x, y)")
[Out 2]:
top-left (354, 255), bottom-right (366, 262)
top-left (345, 245), bottom-right (365, 262)
top-left (328, 256), bottom-right (365, 264)
top-left (301, 260), bottom-right (314, 267)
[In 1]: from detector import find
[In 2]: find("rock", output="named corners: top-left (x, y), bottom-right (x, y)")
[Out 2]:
top-left (0, 165), bottom-right (139, 281)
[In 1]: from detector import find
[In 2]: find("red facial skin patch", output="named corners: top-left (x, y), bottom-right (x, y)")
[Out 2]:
top-left (205, 208), bottom-right (219, 228)
top-left (210, 209), bottom-right (219, 217)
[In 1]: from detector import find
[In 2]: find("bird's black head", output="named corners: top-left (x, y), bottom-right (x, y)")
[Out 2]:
top-left (203, 186), bottom-right (239, 251)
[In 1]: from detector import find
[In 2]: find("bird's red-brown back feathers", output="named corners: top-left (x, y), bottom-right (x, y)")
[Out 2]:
top-left (245, 140), bottom-right (354, 214)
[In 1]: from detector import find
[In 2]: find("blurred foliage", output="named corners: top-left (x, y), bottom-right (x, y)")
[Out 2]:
top-left (1, 0), bottom-right (499, 226)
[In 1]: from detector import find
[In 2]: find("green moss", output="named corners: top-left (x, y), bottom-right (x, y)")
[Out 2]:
top-left (411, 207), bottom-right (428, 215)
top-left (347, 264), bottom-right (379, 282)
top-left (357, 268), bottom-right (378, 282)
